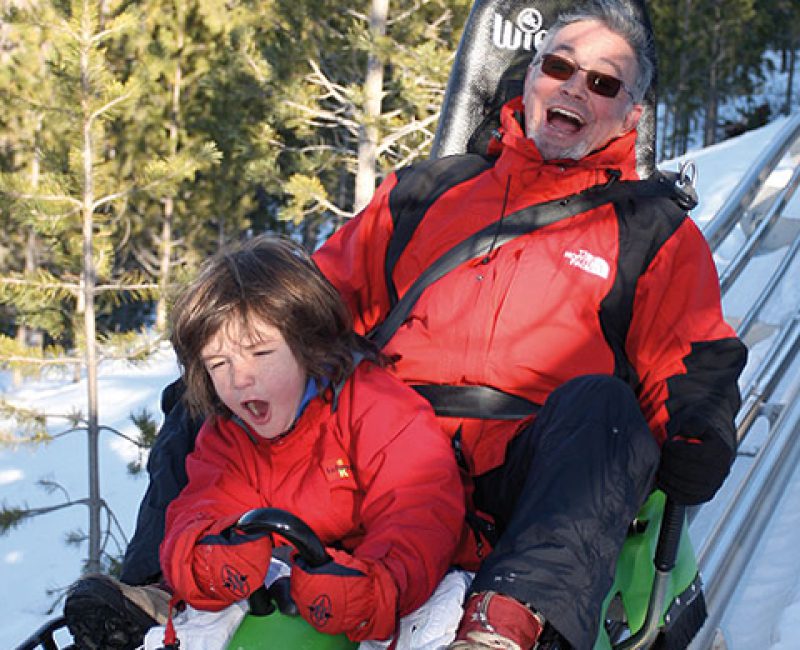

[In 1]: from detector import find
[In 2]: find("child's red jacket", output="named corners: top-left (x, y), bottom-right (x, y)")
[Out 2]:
top-left (160, 361), bottom-right (465, 634)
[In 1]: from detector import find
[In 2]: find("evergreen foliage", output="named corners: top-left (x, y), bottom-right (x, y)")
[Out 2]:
top-left (0, 0), bottom-right (796, 578)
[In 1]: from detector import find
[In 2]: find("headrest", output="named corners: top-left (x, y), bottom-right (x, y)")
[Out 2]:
top-left (430, 0), bottom-right (657, 177)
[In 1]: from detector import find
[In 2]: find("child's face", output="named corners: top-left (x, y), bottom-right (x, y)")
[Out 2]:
top-left (201, 316), bottom-right (307, 440)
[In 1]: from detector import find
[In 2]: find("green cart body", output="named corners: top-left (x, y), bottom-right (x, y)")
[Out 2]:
top-left (221, 492), bottom-right (700, 650)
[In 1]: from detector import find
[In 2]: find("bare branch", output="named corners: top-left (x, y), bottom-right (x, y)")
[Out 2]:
top-left (0, 356), bottom-right (81, 366)
top-left (89, 91), bottom-right (134, 123)
top-left (377, 113), bottom-right (439, 155)
top-left (94, 281), bottom-right (159, 293)
top-left (286, 100), bottom-right (361, 133)
top-left (306, 59), bottom-right (353, 106)
top-left (92, 187), bottom-right (136, 211)
top-left (17, 497), bottom-right (92, 519)
top-left (313, 195), bottom-right (354, 219)
top-left (97, 425), bottom-right (148, 447)
top-left (1, 191), bottom-right (82, 208)
top-left (243, 52), bottom-right (269, 84)
top-left (0, 277), bottom-right (80, 292)
top-left (388, 0), bottom-right (424, 26)
top-left (346, 8), bottom-right (367, 22)
top-left (131, 246), bottom-right (159, 275)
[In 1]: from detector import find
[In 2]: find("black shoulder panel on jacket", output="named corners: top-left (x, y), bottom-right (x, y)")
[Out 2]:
top-left (598, 195), bottom-right (687, 390)
top-left (385, 154), bottom-right (495, 306)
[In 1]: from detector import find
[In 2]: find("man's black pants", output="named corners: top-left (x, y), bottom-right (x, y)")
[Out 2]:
top-left (470, 375), bottom-right (660, 649)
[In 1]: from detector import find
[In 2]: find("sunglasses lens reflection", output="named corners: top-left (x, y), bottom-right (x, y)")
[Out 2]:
top-left (586, 72), bottom-right (622, 98)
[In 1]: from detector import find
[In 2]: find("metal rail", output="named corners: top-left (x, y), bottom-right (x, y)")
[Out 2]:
top-left (718, 161), bottom-right (800, 294)
top-left (735, 314), bottom-right (800, 440)
top-left (702, 112), bottom-right (800, 250)
top-left (737, 231), bottom-right (800, 339)
top-left (686, 113), bottom-right (800, 649)
top-left (689, 367), bottom-right (800, 650)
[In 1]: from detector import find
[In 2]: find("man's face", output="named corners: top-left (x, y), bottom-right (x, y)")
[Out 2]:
top-left (522, 20), bottom-right (643, 160)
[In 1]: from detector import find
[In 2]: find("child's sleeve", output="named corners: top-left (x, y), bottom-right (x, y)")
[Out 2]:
top-left (160, 420), bottom-right (273, 610)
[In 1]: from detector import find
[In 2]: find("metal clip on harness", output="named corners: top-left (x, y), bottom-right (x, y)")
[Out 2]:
top-left (673, 160), bottom-right (699, 211)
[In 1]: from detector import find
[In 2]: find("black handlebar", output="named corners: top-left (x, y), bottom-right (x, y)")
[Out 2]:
top-left (654, 499), bottom-right (685, 572)
top-left (234, 507), bottom-right (331, 568)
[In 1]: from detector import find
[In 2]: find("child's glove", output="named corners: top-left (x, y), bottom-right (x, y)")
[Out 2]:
top-left (290, 549), bottom-right (396, 641)
top-left (168, 515), bottom-right (273, 610)
top-left (657, 427), bottom-right (735, 505)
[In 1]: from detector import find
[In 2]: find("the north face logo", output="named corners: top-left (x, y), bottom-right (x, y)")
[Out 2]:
top-left (564, 249), bottom-right (610, 279)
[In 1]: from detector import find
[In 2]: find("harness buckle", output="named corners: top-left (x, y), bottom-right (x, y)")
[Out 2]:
top-left (673, 160), bottom-right (699, 211)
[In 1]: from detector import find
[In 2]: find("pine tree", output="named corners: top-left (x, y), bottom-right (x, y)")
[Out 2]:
top-left (0, 0), bottom-right (217, 572)
top-left (118, 0), bottom-right (284, 330)
top-left (273, 0), bottom-right (470, 241)
top-left (0, 0), bottom-right (65, 385)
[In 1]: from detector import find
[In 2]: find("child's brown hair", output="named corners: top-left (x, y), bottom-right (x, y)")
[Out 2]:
top-left (170, 235), bottom-right (373, 418)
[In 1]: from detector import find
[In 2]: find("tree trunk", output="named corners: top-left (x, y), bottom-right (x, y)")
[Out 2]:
top-left (673, 0), bottom-right (693, 157)
top-left (13, 121), bottom-right (43, 387)
top-left (155, 199), bottom-right (174, 333)
top-left (703, 1), bottom-right (722, 147)
top-left (80, 9), bottom-right (102, 574)
top-left (353, 0), bottom-right (389, 212)
top-left (785, 39), bottom-right (796, 116)
top-left (658, 96), bottom-right (671, 162)
top-left (155, 50), bottom-right (183, 333)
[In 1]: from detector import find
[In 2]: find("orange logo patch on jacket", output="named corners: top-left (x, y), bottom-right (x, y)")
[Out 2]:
top-left (323, 457), bottom-right (353, 482)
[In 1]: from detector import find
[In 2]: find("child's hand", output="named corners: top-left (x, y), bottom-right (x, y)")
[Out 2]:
top-left (177, 514), bottom-right (273, 608)
top-left (290, 548), bottom-right (398, 641)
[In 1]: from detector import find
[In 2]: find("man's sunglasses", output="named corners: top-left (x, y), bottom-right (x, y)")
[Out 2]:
top-left (538, 53), bottom-right (634, 100)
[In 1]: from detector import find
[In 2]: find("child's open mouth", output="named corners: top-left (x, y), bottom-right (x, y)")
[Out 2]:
top-left (243, 399), bottom-right (270, 423)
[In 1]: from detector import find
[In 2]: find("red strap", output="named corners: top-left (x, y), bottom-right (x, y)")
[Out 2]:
top-left (160, 596), bottom-right (182, 649)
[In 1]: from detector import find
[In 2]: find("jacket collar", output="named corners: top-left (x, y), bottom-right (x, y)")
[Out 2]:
top-left (490, 96), bottom-right (640, 182)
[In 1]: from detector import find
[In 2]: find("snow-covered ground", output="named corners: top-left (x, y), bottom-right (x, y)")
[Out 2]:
top-left (0, 348), bottom-right (180, 648)
top-left (2, 114), bottom-right (800, 649)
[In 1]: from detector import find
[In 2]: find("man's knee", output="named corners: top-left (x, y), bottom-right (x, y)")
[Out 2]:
top-left (541, 374), bottom-right (643, 432)
top-left (538, 374), bottom-right (660, 472)
top-left (550, 373), bottom-right (637, 408)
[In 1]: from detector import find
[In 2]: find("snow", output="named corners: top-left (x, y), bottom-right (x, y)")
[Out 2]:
top-left (0, 348), bottom-right (181, 648)
top-left (2, 116), bottom-right (800, 649)
top-left (721, 467), bottom-right (800, 649)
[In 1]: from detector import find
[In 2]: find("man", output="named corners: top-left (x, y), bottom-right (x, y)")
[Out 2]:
top-left (64, 1), bottom-right (747, 649)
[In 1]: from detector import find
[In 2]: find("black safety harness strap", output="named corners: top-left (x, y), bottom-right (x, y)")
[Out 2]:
top-left (412, 384), bottom-right (540, 419)
top-left (386, 155), bottom-right (496, 307)
top-left (368, 170), bottom-right (695, 420)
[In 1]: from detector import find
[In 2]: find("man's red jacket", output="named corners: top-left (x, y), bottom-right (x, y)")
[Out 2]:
top-left (315, 96), bottom-right (746, 481)
top-left (160, 362), bottom-right (465, 636)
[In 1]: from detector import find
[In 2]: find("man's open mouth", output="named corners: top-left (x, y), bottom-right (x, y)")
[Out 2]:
top-left (547, 107), bottom-right (585, 133)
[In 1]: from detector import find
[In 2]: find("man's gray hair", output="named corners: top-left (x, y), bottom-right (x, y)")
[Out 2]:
top-left (532, 0), bottom-right (654, 102)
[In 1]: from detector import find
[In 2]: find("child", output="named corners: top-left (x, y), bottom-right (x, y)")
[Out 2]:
top-left (159, 235), bottom-right (465, 643)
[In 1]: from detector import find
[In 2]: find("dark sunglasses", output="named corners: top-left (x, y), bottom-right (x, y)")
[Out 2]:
top-left (539, 53), bottom-right (634, 99)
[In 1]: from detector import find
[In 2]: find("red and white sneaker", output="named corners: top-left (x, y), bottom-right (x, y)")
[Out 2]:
top-left (447, 591), bottom-right (545, 650)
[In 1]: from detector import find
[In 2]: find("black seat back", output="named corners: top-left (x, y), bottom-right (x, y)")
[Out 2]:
top-left (430, 0), bottom-right (658, 177)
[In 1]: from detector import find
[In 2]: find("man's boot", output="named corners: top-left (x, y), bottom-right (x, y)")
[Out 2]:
top-left (448, 590), bottom-right (545, 650)
top-left (63, 574), bottom-right (170, 649)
